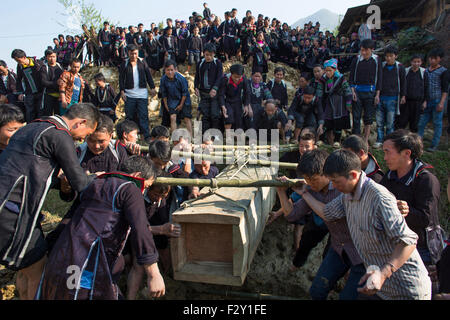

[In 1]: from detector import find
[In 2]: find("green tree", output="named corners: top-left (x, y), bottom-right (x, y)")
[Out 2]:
top-left (56, 0), bottom-right (119, 33)
top-left (158, 21), bottom-right (165, 31)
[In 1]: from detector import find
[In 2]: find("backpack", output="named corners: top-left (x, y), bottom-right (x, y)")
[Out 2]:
top-left (267, 79), bottom-right (286, 91)
top-left (198, 57), bottom-right (218, 70)
top-left (405, 66), bottom-right (425, 79)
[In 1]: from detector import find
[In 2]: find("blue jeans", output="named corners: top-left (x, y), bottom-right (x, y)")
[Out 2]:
top-left (309, 247), bottom-right (366, 300)
top-left (376, 99), bottom-right (397, 143)
top-left (125, 97), bottom-right (150, 139)
top-left (418, 99), bottom-right (444, 148)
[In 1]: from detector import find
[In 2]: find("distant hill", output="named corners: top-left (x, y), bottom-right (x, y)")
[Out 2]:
top-left (292, 9), bottom-right (341, 33)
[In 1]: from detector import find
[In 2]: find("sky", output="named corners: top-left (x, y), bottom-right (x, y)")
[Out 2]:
top-left (0, 0), bottom-right (368, 70)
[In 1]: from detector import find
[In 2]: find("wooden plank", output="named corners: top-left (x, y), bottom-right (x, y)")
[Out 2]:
top-left (171, 225), bottom-right (187, 272)
top-left (185, 223), bottom-right (233, 263)
top-left (173, 212), bottom-right (241, 225)
top-left (173, 262), bottom-right (244, 286)
top-left (232, 219), bottom-right (246, 277)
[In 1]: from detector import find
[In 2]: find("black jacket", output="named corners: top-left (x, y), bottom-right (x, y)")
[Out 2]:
top-left (194, 58), bottom-right (223, 93)
top-left (0, 71), bottom-right (17, 95)
top-left (380, 160), bottom-right (441, 251)
top-left (119, 58), bottom-right (155, 91)
top-left (380, 62), bottom-right (406, 97)
top-left (0, 116), bottom-right (93, 269)
top-left (40, 63), bottom-right (64, 95)
top-left (16, 57), bottom-right (43, 94)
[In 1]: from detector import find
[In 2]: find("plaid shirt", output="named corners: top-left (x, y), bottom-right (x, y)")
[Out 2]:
top-left (323, 171), bottom-right (432, 300)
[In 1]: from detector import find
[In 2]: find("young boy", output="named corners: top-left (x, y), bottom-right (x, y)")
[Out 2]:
top-left (58, 58), bottom-right (86, 116)
top-left (349, 39), bottom-right (383, 145)
top-left (92, 73), bottom-right (120, 122)
top-left (266, 67), bottom-right (288, 111)
top-left (218, 64), bottom-right (251, 130)
top-left (0, 104), bottom-right (24, 154)
top-left (148, 140), bottom-right (191, 204)
top-left (397, 54), bottom-right (428, 132)
top-left (194, 43), bottom-right (223, 133)
top-left (296, 73), bottom-right (311, 97)
top-left (37, 156), bottom-right (166, 300)
top-left (11, 49), bottom-right (44, 122)
top-left (0, 60), bottom-right (19, 106)
top-left (150, 125), bottom-right (170, 142)
top-left (253, 99), bottom-right (286, 143)
top-left (287, 86), bottom-right (324, 141)
top-left (374, 45), bottom-right (406, 148)
top-left (311, 64), bottom-right (325, 92)
top-left (77, 114), bottom-right (129, 173)
top-left (219, 12), bottom-right (239, 61)
top-left (127, 171), bottom-right (180, 300)
top-left (116, 119), bottom-right (141, 156)
top-left (276, 149), bottom-right (365, 300)
top-left (418, 47), bottom-right (449, 151)
top-left (161, 27), bottom-right (178, 62)
top-left (40, 49), bottom-right (64, 116)
top-left (159, 60), bottom-right (193, 137)
top-left (188, 157), bottom-right (219, 199)
top-left (342, 134), bottom-right (384, 183)
top-left (187, 26), bottom-right (203, 73)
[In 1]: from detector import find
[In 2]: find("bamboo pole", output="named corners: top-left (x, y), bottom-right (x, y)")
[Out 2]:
top-left (170, 151), bottom-right (299, 169)
top-left (154, 177), bottom-right (305, 188)
top-left (139, 144), bottom-right (299, 153)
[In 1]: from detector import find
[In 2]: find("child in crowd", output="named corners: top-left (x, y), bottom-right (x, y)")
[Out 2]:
top-left (266, 67), bottom-right (288, 111)
top-left (218, 64), bottom-right (251, 131)
top-left (77, 114), bottom-right (129, 173)
top-left (159, 60), bottom-right (193, 137)
top-left (93, 73), bottom-right (120, 122)
top-left (349, 39), bottom-right (382, 145)
top-left (0, 104), bottom-right (24, 154)
top-left (397, 54), bottom-right (427, 132)
top-left (287, 85), bottom-right (323, 141)
top-left (187, 26), bottom-right (203, 73)
top-left (374, 45), bottom-right (406, 148)
top-left (418, 47), bottom-right (448, 151)
top-left (194, 43), bottom-right (223, 133)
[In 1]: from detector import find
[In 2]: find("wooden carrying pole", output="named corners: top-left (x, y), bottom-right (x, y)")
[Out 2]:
top-left (154, 177), bottom-right (305, 188)
top-left (169, 151), bottom-right (299, 170)
top-left (139, 143), bottom-right (299, 153)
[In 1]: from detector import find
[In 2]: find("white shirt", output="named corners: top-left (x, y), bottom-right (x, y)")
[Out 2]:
top-left (125, 64), bottom-right (148, 99)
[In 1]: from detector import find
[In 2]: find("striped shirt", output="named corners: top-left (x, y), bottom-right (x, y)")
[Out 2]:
top-left (287, 183), bottom-right (363, 266)
top-left (323, 171), bottom-right (432, 300)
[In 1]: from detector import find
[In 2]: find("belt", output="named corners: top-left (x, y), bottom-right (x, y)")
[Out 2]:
top-left (353, 84), bottom-right (376, 92)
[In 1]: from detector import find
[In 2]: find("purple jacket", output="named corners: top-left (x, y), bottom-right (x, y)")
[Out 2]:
top-left (37, 173), bottom-right (158, 300)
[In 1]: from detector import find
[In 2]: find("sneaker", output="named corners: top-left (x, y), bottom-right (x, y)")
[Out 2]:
top-left (373, 142), bottom-right (382, 149)
top-left (426, 146), bottom-right (438, 152)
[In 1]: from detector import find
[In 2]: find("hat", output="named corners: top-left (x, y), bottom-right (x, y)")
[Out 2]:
top-left (324, 58), bottom-right (338, 69)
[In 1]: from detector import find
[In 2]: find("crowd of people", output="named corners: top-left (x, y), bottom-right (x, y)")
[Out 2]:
top-left (0, 3), bottom-right (449, 301)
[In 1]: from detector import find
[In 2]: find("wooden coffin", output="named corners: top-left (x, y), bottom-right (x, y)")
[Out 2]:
top-left (170, 164), bottom-right (276, 286)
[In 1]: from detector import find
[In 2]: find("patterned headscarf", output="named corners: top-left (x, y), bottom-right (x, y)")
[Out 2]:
top-left (324, 58), bottom-right (338, 69)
